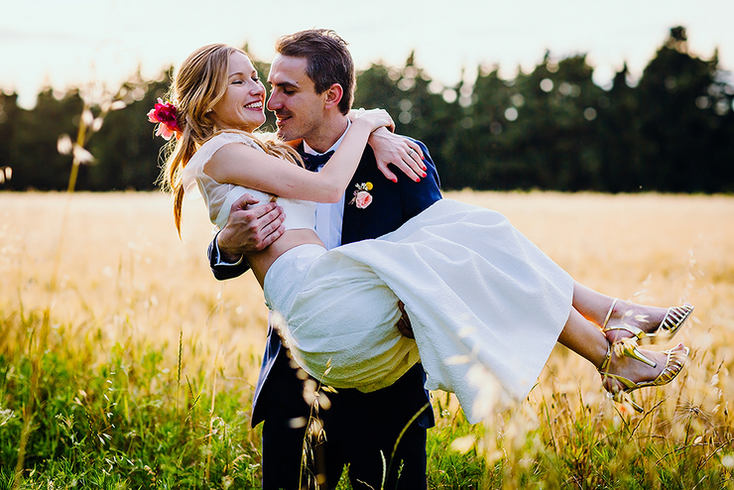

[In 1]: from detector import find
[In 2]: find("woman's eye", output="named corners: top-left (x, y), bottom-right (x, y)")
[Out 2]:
top-left (232, 79), bottom-right (243, 85)
top-left (252, 76), bottom-right (260, 82)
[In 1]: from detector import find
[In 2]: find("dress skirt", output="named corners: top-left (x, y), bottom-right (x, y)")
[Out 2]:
top-left (263, 199), bottom-right (574, 423)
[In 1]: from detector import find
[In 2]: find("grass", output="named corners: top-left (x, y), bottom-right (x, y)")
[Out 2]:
top-left (1, 190), bottom-right (733, 489)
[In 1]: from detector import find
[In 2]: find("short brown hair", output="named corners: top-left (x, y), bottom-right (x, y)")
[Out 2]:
top-left (275, 29), bottom-right (355, 115)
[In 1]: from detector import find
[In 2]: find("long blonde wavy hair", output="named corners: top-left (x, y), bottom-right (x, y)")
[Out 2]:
top-left (159, 43), bottom-right (302, 235)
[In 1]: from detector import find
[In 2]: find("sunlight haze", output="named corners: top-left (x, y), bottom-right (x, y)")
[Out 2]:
top-left (2, 0), bottom-right (733, 108)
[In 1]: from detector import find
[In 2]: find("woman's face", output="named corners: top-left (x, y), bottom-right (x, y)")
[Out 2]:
top-left (209, 52), bottom-right (267, 131)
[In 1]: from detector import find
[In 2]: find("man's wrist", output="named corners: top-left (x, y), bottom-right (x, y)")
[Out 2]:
top-left (219, 251), bottom-right (244, 266)
top-left (214, 234), bottom-right (244, 266)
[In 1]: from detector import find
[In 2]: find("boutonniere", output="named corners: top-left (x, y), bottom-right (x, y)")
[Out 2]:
top-left (349, 182), bottom-right (373, 209)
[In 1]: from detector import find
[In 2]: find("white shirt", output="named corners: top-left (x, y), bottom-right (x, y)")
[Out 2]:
top-left (302, 120), bottom-right (350, 250)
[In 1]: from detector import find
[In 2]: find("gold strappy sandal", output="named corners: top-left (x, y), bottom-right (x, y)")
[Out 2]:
top-left (602, 299), bottom-right (694, 346)
top-left (653, 303), bottom-right (694, 339)
top-left (598, 342), bottom-right (689, 413)
top-left (601, 299), bottom-right (656, 367)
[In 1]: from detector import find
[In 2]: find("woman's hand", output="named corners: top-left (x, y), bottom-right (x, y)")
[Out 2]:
top-left (368, 127), bottom-right (427, 183)
top-left (349, 107), bottom-right (425, 182)
top-left (351, 108), bottom-right (396, 133)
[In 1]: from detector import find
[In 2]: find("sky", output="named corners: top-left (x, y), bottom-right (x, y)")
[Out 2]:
top-left (2, 0), bottom-right (733, 108)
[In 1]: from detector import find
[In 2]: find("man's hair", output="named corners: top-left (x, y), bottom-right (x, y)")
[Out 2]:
top-left (275, 29), bottom-right (355, 115)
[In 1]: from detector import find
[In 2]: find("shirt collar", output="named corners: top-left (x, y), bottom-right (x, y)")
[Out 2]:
top-left (302, 119), bottom-right (351, 156)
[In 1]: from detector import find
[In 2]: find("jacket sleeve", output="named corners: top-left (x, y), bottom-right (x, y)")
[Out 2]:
top-left (399, 138), bottom-right (442, 221)
top-left (208, 231), bottom-right (251, 281)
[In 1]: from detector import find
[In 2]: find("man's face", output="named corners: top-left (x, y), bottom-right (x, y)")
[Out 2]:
top-left (267, 54), bottom-right (328, 143)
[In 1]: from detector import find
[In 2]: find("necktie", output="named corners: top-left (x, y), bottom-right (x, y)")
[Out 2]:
top-left (300, 150), bottom-right (335, 172)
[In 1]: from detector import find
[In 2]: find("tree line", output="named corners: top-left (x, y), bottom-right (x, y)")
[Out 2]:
top-left (1, 27), bottom-right (732, 193)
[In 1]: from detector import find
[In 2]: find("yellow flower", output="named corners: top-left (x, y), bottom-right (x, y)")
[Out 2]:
top-left (365, 182), bottom-right (373, 191)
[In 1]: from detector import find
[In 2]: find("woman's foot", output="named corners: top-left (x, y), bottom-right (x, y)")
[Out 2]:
top-left (599, 342), bottom-right (689, 412)
top-left (602, 300), bottom-right (693, 345)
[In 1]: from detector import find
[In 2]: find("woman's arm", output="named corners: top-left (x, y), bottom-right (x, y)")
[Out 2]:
top-left (203, 110), bottom-right (392, 203)
top-left (347, 109), bottom-right (426, 183)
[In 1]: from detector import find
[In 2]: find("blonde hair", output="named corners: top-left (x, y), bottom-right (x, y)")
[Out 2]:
top-left (159, 43), bottom-right (302, 235)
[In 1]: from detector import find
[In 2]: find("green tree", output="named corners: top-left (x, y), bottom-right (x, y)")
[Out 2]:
top-left (3, 30), bottom-right (734, 193)
top-left (85, 73), bottom-right (170, 191)
top-left (7, 88), bottom-right (83, 190)
top-left (441, 67), bottom-right (513, 190)
top-left (354, 54), bottom-right (461, 187)
top-left (0, 92), bottom-right (22, 186)
top-left (634, 26), bottom-right (734, 192)
top-left (595, 64), bottom-right (648, 192)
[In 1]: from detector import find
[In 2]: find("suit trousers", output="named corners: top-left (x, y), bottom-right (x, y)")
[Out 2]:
top-left (260, 350), bottom-right (429, 490)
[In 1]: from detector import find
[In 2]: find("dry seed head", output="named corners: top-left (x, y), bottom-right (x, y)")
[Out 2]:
top-left (57, 134), bottom-right (73, 155)
top-left (302, 378), bottom-right (318, 406)
top-left (73, 145), bottom-right (95, 164)
top-left (450, 435), bottom-right (476, 454)
top-left (110, 100), bottom-right (127, 111)
top-left (0, 408), bottom-right (15, 426)
top-left (289, 416), bottom-right (307, 429)
top-left (81, 109), bottom-right (94, 126)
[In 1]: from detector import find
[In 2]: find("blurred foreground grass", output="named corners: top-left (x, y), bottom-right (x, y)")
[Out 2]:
top-left (0, 191), bottom-right (733, 489)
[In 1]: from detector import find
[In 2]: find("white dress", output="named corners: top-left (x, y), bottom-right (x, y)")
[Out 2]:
top-left (184, 132), bottom-right (574, 424)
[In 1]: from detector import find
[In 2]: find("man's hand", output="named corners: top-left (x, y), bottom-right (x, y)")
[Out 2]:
top-left (395, 300), bottom-right (414, 339)
top-left (216, 193), bottom-right (286, 262)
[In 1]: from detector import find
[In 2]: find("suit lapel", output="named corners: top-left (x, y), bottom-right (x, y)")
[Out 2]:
top-left (341, 153), bottom-right (371, 244)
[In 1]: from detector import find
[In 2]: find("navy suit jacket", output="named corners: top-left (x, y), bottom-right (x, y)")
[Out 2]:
top-left (208, 137), bottom-right (442, 427)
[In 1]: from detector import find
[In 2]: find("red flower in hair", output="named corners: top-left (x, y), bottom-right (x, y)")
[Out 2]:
top-left (147, 98), bottom-right (181, 140)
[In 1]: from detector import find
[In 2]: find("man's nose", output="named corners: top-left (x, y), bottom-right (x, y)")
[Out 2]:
top-left (266, 93), bottom-right (280, 111)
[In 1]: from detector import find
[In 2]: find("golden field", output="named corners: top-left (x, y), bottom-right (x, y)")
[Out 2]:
top-left (2, 190), bottom-right (733, 404)
top-left (1, 190), bottom-right (734, 486)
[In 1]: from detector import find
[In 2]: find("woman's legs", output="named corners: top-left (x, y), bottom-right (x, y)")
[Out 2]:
top-left (571, 282), bottom-right (677, 343)
top-left (557, 307), bottom-right (609, 369)
top-left (557, 306), bottom-right (677, 385)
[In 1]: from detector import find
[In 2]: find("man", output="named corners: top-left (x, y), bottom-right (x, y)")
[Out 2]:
top-left (209, 29), bottom-right (442, 489)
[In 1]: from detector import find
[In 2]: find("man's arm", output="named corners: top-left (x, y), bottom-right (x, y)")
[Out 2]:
top-left (207, 193), bottom-right (286, 281)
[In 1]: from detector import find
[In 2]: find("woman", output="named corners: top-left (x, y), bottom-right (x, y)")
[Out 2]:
top-left (155, 44), bottom-right (692, 423)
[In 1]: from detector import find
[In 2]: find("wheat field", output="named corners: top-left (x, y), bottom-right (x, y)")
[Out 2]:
top-left (1, 190), bottom-right (733, 488)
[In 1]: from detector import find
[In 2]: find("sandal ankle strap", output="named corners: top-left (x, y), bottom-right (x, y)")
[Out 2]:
top-left (602, 298), bottom-right (619, 330)
top-left (597, 343), bottom-right (612, 373)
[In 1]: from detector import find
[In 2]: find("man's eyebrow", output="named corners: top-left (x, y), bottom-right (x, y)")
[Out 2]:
top-left (271, 80), bottom-right (298, 89)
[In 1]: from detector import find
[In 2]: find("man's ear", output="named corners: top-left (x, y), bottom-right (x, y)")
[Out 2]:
top-left (323, 83), bottom-right (344, 110)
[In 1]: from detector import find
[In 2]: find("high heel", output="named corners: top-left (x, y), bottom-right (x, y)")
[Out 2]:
top-left (613, 338), bottom-right (657, 368)
top-left (602, 299), bottom-right (694, 344)
top-left (599, 342), bottom-right (689, 413)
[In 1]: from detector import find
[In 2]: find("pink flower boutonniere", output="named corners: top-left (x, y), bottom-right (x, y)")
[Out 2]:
top-left (147, 98), bottom-right (182, 140)
top-left (349, 182), bottom-right (373, 209)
